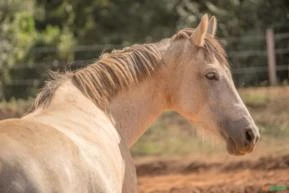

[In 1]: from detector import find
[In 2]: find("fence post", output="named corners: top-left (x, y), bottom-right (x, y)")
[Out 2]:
top-left (266, 28), bottom-right (277, 85)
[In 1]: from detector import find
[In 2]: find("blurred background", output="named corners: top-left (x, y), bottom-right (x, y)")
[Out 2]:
top-left (0, 0), bottom-right (289, 192)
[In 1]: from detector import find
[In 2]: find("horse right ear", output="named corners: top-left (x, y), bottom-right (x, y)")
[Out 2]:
top-left (191, 14), bottom-right (209, 47)
top-left (207, 16), bottom-right (217, 37)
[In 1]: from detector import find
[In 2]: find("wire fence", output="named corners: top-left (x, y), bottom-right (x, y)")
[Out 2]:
top-left (2, 31), bottom-right (289, 88)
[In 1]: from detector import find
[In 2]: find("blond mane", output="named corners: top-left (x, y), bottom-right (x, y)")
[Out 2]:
top-left (72, 44), bottom-right (162, 109)
top-left (32, 43), bottom-right (162, 110)
top-left (32, 29), bottom-right (227, 111)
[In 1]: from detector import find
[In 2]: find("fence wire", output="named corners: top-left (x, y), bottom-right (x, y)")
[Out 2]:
top-left (2, 32), bottom-right (289, 88)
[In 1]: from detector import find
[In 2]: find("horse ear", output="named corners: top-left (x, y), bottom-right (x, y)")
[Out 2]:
top-left (191, 14), bottom-right (209, 47)
top-left (207, 16), bottom-right (217, 37)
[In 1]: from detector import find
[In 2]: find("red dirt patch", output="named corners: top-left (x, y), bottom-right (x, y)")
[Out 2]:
top-left (137, 154), bottom-right (289, 193)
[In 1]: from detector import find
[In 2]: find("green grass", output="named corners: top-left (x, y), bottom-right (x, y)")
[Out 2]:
top-left (241, 91), bottom-right (270, 108)
top-left (132, 111), bottom-right (225, 156)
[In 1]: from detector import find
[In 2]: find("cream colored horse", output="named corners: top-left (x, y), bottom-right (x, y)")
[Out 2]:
top-left (0, 15), bottom-right (259, 193)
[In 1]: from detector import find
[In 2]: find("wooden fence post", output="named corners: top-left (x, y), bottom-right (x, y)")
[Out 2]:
top-left (266, 28), bottom-right (277, 85)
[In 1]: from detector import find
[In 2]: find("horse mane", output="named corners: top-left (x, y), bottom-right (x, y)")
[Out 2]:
top-left (71, 44), bottom-right (162, 109)
top-left (32, 28), bottom-right (227, 111)
top-left (32, 43), bottom-right (162, 110)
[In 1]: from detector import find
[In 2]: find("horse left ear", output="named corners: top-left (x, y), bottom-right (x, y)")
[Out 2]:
top-left (207, 16), bottom-right (217, 37)
top-left (191, 14), bottom-right (209, 47)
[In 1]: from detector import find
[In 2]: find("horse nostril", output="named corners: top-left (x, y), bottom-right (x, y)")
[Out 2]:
top-left (245, 129), bottom-right (255, 144)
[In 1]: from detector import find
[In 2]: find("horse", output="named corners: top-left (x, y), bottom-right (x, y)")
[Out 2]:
top-left (0, 14), bottom-right (260, 193)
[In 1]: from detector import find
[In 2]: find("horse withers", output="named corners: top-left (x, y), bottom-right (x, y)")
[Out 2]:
top-left (0, 14), bottom-right (259, 193)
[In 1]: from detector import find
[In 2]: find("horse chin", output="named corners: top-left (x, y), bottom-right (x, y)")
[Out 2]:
top-left (225, 138), bottom-right (246, 156)
top-left (220, 131), bottom-right (248, 156)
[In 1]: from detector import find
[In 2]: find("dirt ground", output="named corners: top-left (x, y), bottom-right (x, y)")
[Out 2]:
top-left (136, 154), bottom-right (289, 193)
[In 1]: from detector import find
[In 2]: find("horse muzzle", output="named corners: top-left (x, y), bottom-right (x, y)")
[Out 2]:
top-left (221, 124), bottom-right (260, 156)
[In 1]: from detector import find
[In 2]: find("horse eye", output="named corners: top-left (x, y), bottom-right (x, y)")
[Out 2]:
top-left (205, 72), bottom-right (218, 80)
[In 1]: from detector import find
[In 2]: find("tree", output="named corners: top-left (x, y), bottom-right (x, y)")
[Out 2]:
top-left (0, 0), bottom-right (37, 98)
top-left (1, 0), bottom-right (289, 99)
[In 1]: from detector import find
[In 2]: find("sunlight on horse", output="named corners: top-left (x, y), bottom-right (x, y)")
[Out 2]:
top-left (0, 15), bottom-right (260, 193)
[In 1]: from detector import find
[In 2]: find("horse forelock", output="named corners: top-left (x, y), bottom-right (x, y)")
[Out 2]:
top-left (172, 28), bottom-right (228, 66)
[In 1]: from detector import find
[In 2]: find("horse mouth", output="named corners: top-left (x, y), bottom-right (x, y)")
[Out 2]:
top-left (220, 130), bottom-right (254, 156)
top-left (226, 137), bottom-right (246, 155)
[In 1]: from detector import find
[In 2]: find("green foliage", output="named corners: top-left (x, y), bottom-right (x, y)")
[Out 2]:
top-left (0, 1), bottom-right (35, 66)
top-left (0, 0), bottom-right (37, 98)
top-left (0, 0), bottom-right (289, 99)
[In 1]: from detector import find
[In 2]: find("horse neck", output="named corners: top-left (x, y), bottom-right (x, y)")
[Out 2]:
top-left (26, 39), bottom-right (172, 148)
top-left (27, 76), bottom-right (168, 148)
top-left (105, 40), bottom-right (172, 147)
top-left (107, 73), bottom-right (168, 147)
top-left (107, 40), bottom-right (176, 147)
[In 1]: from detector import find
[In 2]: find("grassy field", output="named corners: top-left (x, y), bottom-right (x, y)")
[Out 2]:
top-left (0, 86), bottom-right (289, 158)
